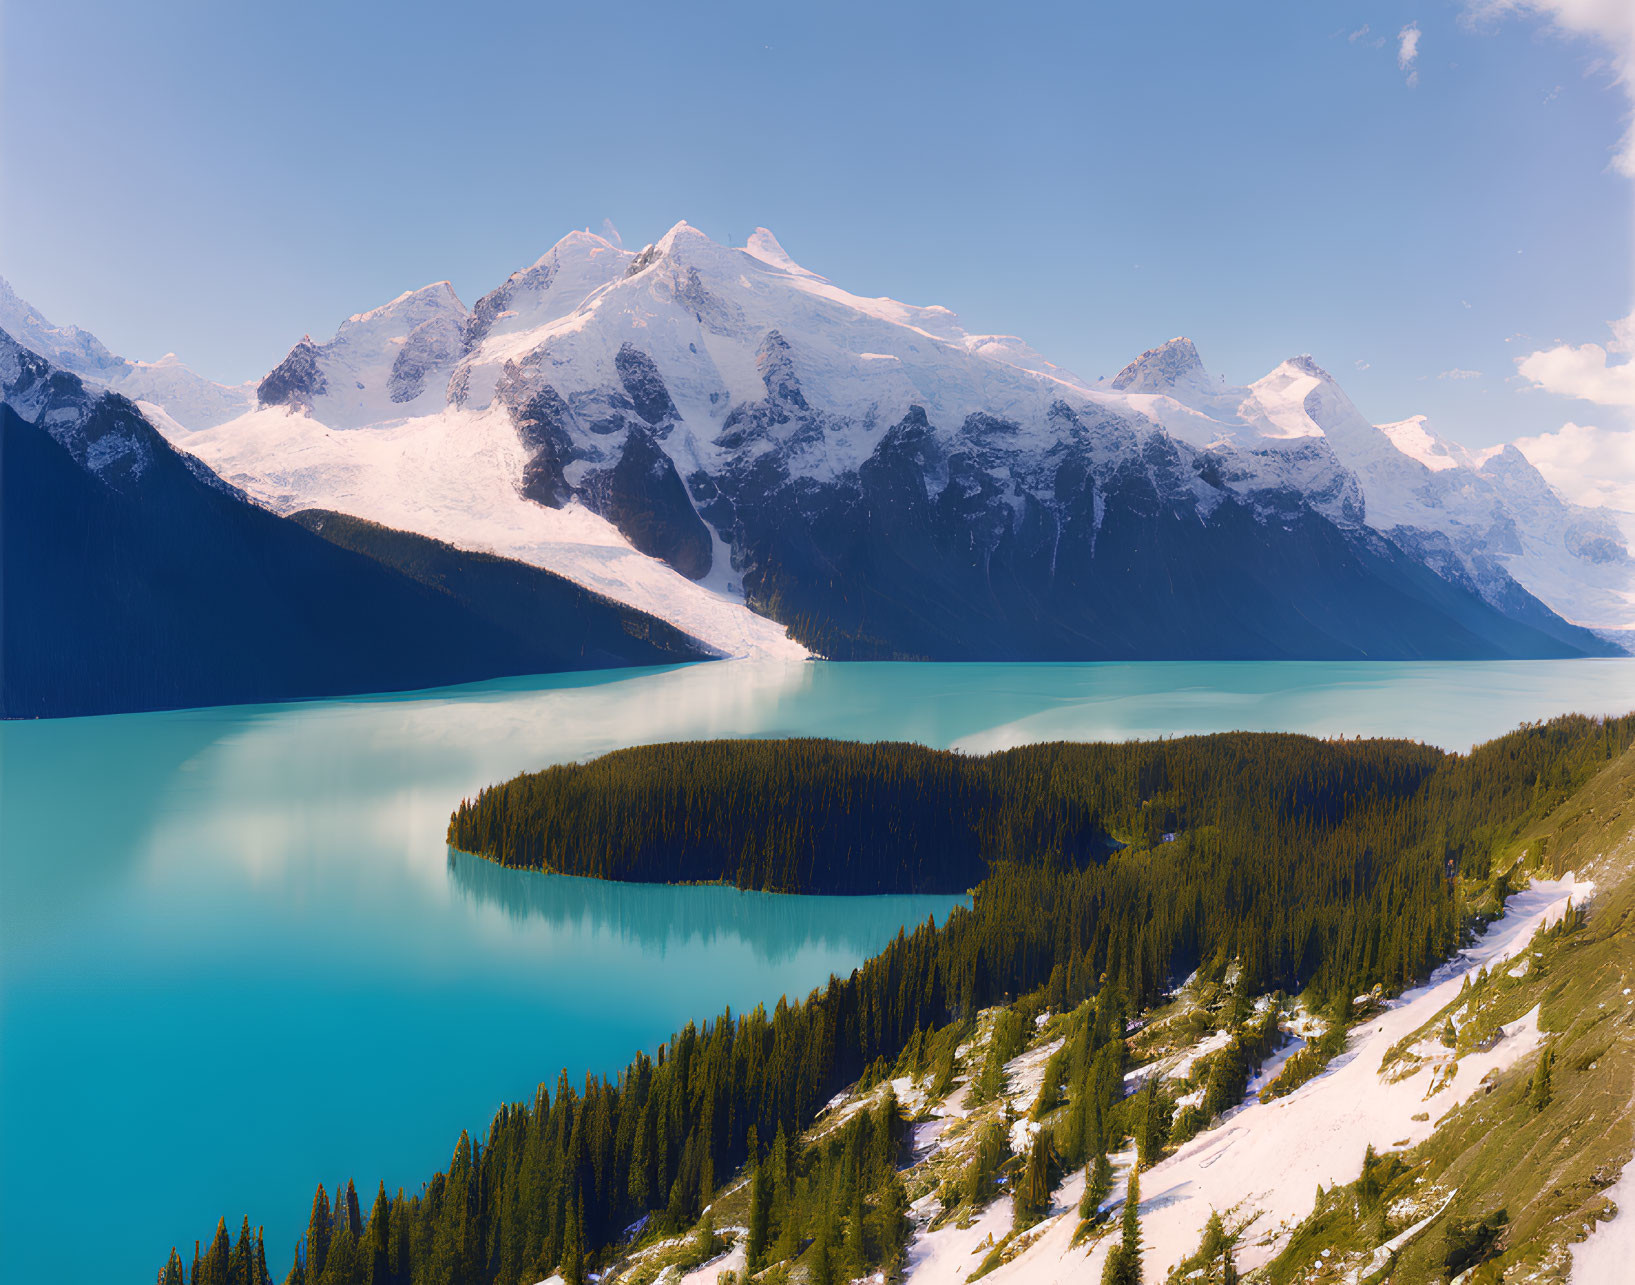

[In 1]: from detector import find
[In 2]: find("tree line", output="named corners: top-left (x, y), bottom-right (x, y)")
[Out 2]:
top-left (164, 715), bottom-right (1635, 1285)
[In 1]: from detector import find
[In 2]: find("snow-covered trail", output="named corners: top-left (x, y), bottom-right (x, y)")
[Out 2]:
top-left (900, 875), bottom-right (1590, 1285)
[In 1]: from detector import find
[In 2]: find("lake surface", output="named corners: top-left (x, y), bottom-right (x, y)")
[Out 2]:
top-left (4, 658), bottom-right (1635, 1283)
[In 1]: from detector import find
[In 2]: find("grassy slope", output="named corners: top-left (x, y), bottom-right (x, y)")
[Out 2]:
top-left (1264, 744), bottom-right (1635, 1282)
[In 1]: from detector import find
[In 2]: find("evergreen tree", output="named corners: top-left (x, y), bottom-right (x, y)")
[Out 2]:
top-left (746, 1159), bottom-right (771, 1273)
top-left (361, 1183), bottom-right (391, 1285)
top-left (200, 1219), bottom-right (231, 1285)
top-left (1014, 1126), bottom-right (1055, 1229)
top-left (159, 1248), bottom-right (186, 1285)
top-left (808, 1204), bottom-right (837, 1285)
top-left (561, 1198), bottom-right (584, 1285)
top-left (1136, 1081), bottom-right (1167, 1165)
top-left (229, 1216), bottom-right (253, 1285)
top-left (1100, 1167), bottom-right (1142, 1285)
top-left (872, 1170), bottom-right (910, 1279)
top-left (305, 1187), bottom-right (331, 1284)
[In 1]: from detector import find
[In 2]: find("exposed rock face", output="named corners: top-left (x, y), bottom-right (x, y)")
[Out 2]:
top-left (492, 342), bottom-right (709, 577)
top-left (390, 313), bottom-right (465, 403)
top-left (1111, 336), bottom-right (1208, 393)
top-left (582, 427), bottom-right (713, 580)
top-left (257, 338), bottom-right (327, 411)
top-left (614, 343), bottom-right (678, 428)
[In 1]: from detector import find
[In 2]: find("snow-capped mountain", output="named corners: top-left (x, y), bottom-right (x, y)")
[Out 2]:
top-left (1108, 338), bottom-right (1631, 640)
top-left (0, 329), bottom-right (711, 717)
top-left (0, 276), bottom-right (253, 429)
top-left (21, 225), bottom-right (1627, 661)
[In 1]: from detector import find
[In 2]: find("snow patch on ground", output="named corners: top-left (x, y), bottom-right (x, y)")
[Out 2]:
top-left (896, 874), bottom-right (1591, 1285)
top-left (1571, 1153), bottom-right (1635, 1282)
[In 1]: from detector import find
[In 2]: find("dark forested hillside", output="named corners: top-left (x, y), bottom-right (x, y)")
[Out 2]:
top-left (168, 717), bottom-right (1635, 1285)
top-left (446, 730), bottom-right (1551, 895)
top-left (0, 347), bottom-right (714, 718)
top-left (288, 510), bottom-right (712, 664)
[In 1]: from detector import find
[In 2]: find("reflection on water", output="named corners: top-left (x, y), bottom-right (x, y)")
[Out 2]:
top-left (446, 848), bottom-right (965, 966)
top-left (4, 657), bottom-right (1634, 1285)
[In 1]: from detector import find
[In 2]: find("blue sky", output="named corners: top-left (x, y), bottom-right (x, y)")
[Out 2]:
top-left (3, 0), bottom-right (1631, 452)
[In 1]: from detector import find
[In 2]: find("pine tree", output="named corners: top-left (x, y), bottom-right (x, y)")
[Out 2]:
top-left (1014, 1126), bottom-right (1055, 1229)
top-left (845, 1179), bottom-right (867, 1276)
top-left (562, 1197), bottom-right (585, 1285)
top-left (229, 1216), bottom-right (253, 1285)
top-left (159, 1248), bottom-right (186, 1285)
top-left (872, 1170), bottom-right (910, 1279)
top-left (361, 1182), bottom-right (391, 1285)
top-left (305, 1187), bottom-right (331, 1284)
top-left (1100, 1166), bottom-right (1142, 1285)
top-left (1137, 1080), bottom-right (1166, 1165)
top-left (200, 1218), bottom-right (232, 1285)
top-left (746, 1159), bottom-right (771, 1273)
top-left (808, 1203), bottom-right (837, 1285)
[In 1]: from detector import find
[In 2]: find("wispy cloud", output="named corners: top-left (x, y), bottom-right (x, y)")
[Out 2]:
top-left (1398, 23), bottom-right (1423, 86)
top-left (1349, 24), bottom-right (1384, 48)
top-left (1464, 1), bottom-right (1635, 175)
top-left (1514, 421), bottom-right (1635, 508)
top-left (1439, 367), bottom-right (1483, 379)
top-left (1515, 314), bottom-right (1635, 407)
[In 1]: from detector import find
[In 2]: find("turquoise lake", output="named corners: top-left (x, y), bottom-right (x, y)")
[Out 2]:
top-left (4, 658), bottom-right (1635, 1282)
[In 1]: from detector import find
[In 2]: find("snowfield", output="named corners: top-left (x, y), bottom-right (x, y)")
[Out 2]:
top-left (178, 402), bottom-right (804, 661)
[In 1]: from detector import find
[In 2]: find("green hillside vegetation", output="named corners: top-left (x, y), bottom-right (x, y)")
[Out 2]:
top-left (1260, 738), bottom-right (1635, 1283)
top-left (163, 717), bottom-right (1635, 1285)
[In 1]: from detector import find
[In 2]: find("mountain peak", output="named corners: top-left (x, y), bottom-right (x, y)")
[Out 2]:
top-left (655, 220), bottom-right (712, 256)
top-left (1110, 337), bottom-right (1208, 394)
top-left (527, 228), bottom-right (624, 272)
top-left (342, 281), bottom-right (466, 331)
top-left (1280, 353), bottom-right (1334, 382)
top-left (742, 227), bottom-right (820, 278)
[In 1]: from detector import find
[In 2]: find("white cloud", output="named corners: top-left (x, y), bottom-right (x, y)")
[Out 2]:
top-left (1464, 0), bottom-right (1635, 174)
top-left (1515, 314), bottom-right (1635, 407)
top-left (1440, 367), bottom-right (1483, 379)
top-left (1398, 23), bottom-right (1423, 86)
top-left (1514, 420), bottom-right (1635, 508)
top-left (1354, 358), bottom-right (1372, 371)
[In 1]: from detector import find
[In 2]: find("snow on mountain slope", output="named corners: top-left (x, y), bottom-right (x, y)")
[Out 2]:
top-left (0, 275), bottom-right (253, 428)
top-left (1247, 359), bottom-right (1632, 633)
top-left (98, 221), bottom-right (1623, 657)
top-left (1097, 342), bottom-right (1634, 635)
top-left (181, 400), bottom-right (805, 661)
top-left (256, 281), bottom-right (470, 427)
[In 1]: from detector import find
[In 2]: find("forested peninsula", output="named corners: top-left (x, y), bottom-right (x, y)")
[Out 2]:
top-left (165, 717), bottom-right (1634, 1285)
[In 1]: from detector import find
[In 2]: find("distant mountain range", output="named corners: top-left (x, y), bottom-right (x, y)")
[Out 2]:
top-left (4, 225), bottom-right (1629, 702)
top-left (0, 331), bottom-right (711, 718)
